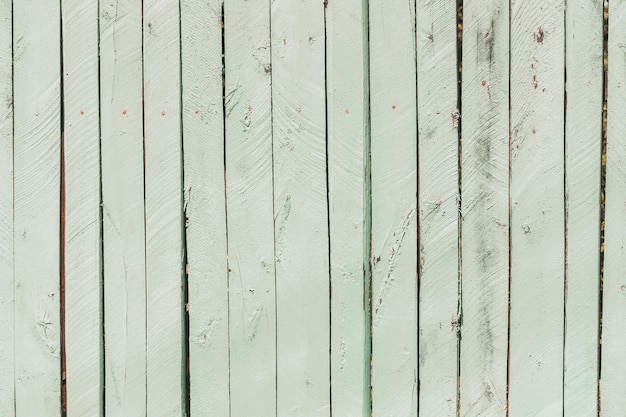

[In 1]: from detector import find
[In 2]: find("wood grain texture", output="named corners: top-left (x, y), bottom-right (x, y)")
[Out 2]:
top-left (180, 0), bottom-right (230, 415)
top-left (326, 0), bottom-right (370, 415)
top-left (143, 1), bottom-right (185, 415)
top-left (0, 0), bottom-right (12, 412)
top-left (416, 0), bottom-right (460, 414)
top-left (508, 0), bottom-right (565, 415)
top-left (270, 0), bottom-right (330, 415)
top-left (224, 0), bottom-right (276, 415)
top-left (100, 0), bottom-right (147, 414)
top-left (368, 0), bottom-right (418, 415)
top-left (563, 0), bottom-right (603, 415)
top-left (13, 0), bottom-right (62, 414)
top-left (459, 0), bottom-right (509, 415)
top-left (62, 0), bottom-right (103, 414)
top-left (601, 0), bottom-right (626, 413)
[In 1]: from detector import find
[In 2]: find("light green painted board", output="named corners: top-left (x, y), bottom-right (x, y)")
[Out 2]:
top-left (180, 0), bottom-right (230, 414)
top-left (563, 0), bottom-right (603, 415)
top-left (416, 0), bottom-right (460, 414)
top-left (270, 0), bottom-right (330, 415)
top-left (100, 0), bottom-right (147, 414)
top-left (509, 0), bottom-right (565, 415)
top-left (459, 0), bottom-right (509, 415)
top-left (224, 0), bottom-right (276, 415)
top-left (0, 0), bottom-right (12, 412)
top-left (326, 0), bottom-right (370, 415)
top-left (62, 0), bottom-right (102, 414)
top-left (369, 0), bottom-right (418, 415)
top-left (143, 1), bottom-right (185, 415)
top-left (602, 0), bottom-right (626, 413)
top-left (13, 0), bottom-right (62, 414)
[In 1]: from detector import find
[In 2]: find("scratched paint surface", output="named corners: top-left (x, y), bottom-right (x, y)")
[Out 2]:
top-left (0, 0), bottom-right (619, 416)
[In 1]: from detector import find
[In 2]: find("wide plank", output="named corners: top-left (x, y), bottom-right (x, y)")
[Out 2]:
top-left (508, 0), bottom-right (565, 415)
top-left (13, 0), bottom-right (62, 414)
top-left (180, 0), bottom-right (230, 414)
top-left (62, 0), bottom-right (103, 414)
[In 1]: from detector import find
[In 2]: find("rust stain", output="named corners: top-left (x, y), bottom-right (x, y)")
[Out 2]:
top-left (161, 111), bottom-right (166, 116)
top-left (194, 110), bottom-right (199, 115)
top-left (535, 27), bottom-right (544, 44)
top-left (80, 110), bottom-right (84, 115)
top-left (345, 109), bottom-right (350, 114)
top-left (533, 75), bottom-right (538, 89)
top-left (122, 110), bottom-right (127, 115)
top-left (392, 105), bottom-right (396, 110)
top-left (248, 105), bottom-right (253, 112)
top-left (481, 80), bottom-right (487, 87)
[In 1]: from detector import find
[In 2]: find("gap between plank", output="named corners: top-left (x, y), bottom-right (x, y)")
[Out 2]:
top-left (562, 3), bottom-right (568, 415)
top-left (598, 1), bottom-right (609, 413)
top-left (59, 0), bottom-right (67, 413)
top-left (505, 0), bottom-right (513, 413)
top-left (455, 2), bottom-right (463, 416)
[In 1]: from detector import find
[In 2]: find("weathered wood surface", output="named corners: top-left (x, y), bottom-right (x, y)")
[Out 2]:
top-left (602, 0), bottom-right (626, 413)
top-left (368, 0), bottom-right (419, 414)
top-left (180, 0), bottom-right (230, 415)
top-left (564, 0), bottom-right (603, 415)
top-left (270, 0), bottom-right (330, 415)
top-left (144, 0), bottom-right (185, 415)
top-left (224, 0), bottom-right (276, 415)
top-left (460, 0), bottom-right (509, 415)
top-left (13, 0), bottom-right (62, 415)
top-left (0, 0), bottom-right (12, 412)
top-left (100, 0), bottom-right (147, 414)
top-left (62, 0), bottom-right (102, 414)
top-left (416, 0), bottom-right (460, 415)
top-left (327, 0), bottom-right (370, 415)
top-left (509, 0), bottom-right (565, 415)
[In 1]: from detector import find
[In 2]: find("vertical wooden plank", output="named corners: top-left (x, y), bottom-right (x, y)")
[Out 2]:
top-left (180, 0), bottom-right (230, 414)
top-left (602, 0), bottom-right (626, 413)
top-left (63, 0), bottom-right (102, 414)
top-left (223, 0), bottom-right (276, 415)
top-left (327, 0), bottom-right (370, 415)
top-left (13, 0), bottom-right (62, 414)
top-left (563, 0), bottom-right (603, 415)
top-left (368, 0), bottom-right (418, 415)
top-left (100, 0), bottom-right (147, 414)
top-left (143, 1), bottom-right (185, 415)
top-left (459, 0), bottom-right (509, 415)
top-left (271, 0), bottom-right (329, 414)
top-left (508, 0), bottom-right (565, 415)
top-left (0, 0), bottom-right (12, 412)
top-left (416, 0), bottom-right (460, 414)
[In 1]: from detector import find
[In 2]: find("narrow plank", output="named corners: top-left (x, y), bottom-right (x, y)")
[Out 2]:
top-left (223, 0), bottom-right (276, 415)
top-left (180, 0), bottom-right (230, 414)
top-left (270, 0), bottom-right (330, 414)
top-left (0, 0), bottom-right (12, 412)
top-left (459, 0), bottom-right (509, 415)
top-left (143, 1), bottom-right (185, 415)
top-left (415, 0), bottom-right (460, 414)
top-left (62, 0), bottom-right (103, 414)
top-left (601, 0), bottom-right (626, 413)
top-left (13, 0), bottom-right (62, 414)
top-left (368, 0), bottom-right (418, 414)
top-left (563, 0), bottom-right (603, 415)
top-left (327, 0), bottom-right (370, 415)
top-left (508, 0), bottom-right (565, 415)
top-left (99, 0), bottom-right (147, 413)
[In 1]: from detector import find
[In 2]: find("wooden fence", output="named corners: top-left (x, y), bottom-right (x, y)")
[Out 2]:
top-left (0, 0), bottom-right (619, 415)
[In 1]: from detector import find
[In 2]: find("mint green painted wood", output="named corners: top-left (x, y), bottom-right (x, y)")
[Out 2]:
top-left (143, 1), bottom-right (185, 415)
top-left (180, 0), bottom-right (230, 414)
top-left (602, 1), bottom-right (626, 413)
top-left (509, 0), bottom-right (565, 415)
top-left (271, 0), bottom-right (330, 415)
top-left (62, 0), bottom-right (102, 414)
top-left (564, 0), bottom-right (603, 415)
top-left (13, 0), bottom-right (62, 414)
top-left (459, 0), bottom-right (509, 415)
top-left (326, 0), bottom-right (370, 415)
top-left (416, 0), bottom-right (460, 414)
top-left (0, 0), bottom-right (12, 412)
top-left (100, 0), bottom-right (147, 414)
top-left (224, 0), bottom-right (276, 415)
top-left (368, 0), bottom-right (418, 415)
